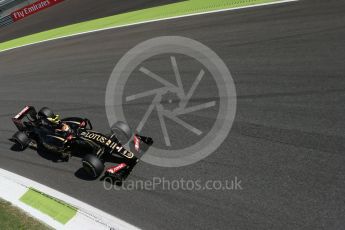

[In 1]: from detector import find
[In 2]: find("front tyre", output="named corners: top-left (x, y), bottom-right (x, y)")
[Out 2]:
top-left (82, 154), bottom-right (104, 178)
top-left (110, 121), bottom-right (132, 144)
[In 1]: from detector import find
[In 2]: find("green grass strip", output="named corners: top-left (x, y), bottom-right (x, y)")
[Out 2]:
top-left (0, 0), bottom-right (278, 52)
top-left (20, 188), bottom-right (77, 225)
top-left (0, 198), bottom-right (51, 230)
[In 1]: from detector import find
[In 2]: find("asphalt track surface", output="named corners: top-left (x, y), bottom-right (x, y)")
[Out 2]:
top-left (0, 0), bottom-right (183, 42)
top-left (1, 0), bottom-right (345, 229)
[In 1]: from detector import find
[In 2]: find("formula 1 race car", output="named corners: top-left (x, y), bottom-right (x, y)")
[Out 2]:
top-left (10, 106), bottom-right (153, 183)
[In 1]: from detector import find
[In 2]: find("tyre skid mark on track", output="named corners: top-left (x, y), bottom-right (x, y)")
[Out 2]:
top-left (0, 152), bottom-right (78, 174)
top-left (237, 88), bottom-right (345, 100)
top-left (233, 122), bottom-right (345, 155)
top-left (224, 24), bottom-right (345, 48)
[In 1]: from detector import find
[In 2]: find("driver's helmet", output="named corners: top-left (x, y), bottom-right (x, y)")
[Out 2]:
top-left (45, 114), bottom-right (62, 128)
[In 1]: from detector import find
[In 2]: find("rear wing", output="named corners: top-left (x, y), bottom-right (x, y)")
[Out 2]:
top-left (12, 106), bottom-right (37, 131)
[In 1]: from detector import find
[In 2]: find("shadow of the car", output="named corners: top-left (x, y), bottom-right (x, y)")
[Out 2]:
top-left (10, 143), bottom-right (24, 152)
top-left (74, 167), bottom-right (97, 181)
top-left (36, 145), bottom-right (62, 162)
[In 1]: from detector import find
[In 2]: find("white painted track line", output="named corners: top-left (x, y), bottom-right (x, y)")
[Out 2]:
top-left (0, 168), bottom-right (139, 230)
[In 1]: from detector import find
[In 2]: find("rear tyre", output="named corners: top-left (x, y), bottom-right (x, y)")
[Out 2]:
top-left (82, 154), bottom-right (104, 178)
top-left (38, 107), bottom-right (54, 118)
top-left (110, 121), bottom-right (132, 144)
top-left (12, 131), bottom-right (30, 150)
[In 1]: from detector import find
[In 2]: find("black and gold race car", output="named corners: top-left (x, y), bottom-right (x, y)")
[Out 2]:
top-left (10, 106), bottom-right (153, 182)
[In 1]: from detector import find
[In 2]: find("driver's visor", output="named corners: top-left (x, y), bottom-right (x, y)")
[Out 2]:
top-left (47, 114), bottom-right (60, 124)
